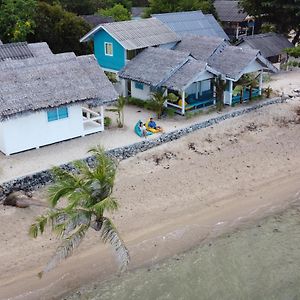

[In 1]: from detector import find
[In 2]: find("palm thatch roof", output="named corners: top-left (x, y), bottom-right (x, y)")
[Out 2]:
top-left (0, 53), bottom-right (118, 121)
top-left (163, 59), bottom-right (208, 91)
top-left (214, 1), bottom-right (248, 22)
top-left (207, 46), bottom-right (277, 81)
top-left (174, 35), bottom-right (227, 61)
top-left (153, 11), bottom-right (229, 40)
top-left (80, 18), bottom-right (180, 50)
top-left (238, 33), bottom-right (294, 58)
top-left (119, 47), bottom-right (190, 86)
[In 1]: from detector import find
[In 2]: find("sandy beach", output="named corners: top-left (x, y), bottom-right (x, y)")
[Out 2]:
top-left (0, 92), bottom-right (300, 299)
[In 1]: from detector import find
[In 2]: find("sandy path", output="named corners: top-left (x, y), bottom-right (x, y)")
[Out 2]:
top-left (0, 98), bottom-right (300, 299)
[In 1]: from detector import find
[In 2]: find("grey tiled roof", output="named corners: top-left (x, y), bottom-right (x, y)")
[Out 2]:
top-left (163, 59), bottom-right (207, 91)
top-left (238, 32), bottom-right (294, 58)
top-left (119, 47), bottom-right (190, 86)
top-left (174, 35), bottom-right (227, 61)
top-left (80, 18), bottom-right (180, 50)
top-left (0, 53), bottom-right (117, 121)
top-left (207, 46), bottom-right (277, 80)
top-left (214, 1), bottom-right (248, 22)
top-left (153, 11), bottom-right (229, 40)
top-left (81, 14), bottom-right (113, 27)
top-left (0, 42), bottom-right (34, 61)
top-left (0, 40), bottom-right (3, 45)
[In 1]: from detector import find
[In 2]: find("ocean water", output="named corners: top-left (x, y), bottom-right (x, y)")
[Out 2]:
top-left (67, 206), bottom-right (300, 300)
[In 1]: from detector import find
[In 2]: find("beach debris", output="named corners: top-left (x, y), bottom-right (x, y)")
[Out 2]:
top-left (152, 151), bottom-right (177, 165)
top-left (188, 142), bottom-right (197, 151)
top-left (3, 191), bottom-right (47, 208)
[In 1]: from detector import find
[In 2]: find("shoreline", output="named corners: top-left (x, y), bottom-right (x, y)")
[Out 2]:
top-left (2, 172), bottom-right (300, 300)
top-left (1, 98), bottom-right (300, 300)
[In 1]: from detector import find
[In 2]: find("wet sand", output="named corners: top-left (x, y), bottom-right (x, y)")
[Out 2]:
top-left (0, 98), bottom-right (300, 299)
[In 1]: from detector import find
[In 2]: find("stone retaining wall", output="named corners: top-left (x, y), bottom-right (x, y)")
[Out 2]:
top-left (0, 97), bottom-right (288, 201)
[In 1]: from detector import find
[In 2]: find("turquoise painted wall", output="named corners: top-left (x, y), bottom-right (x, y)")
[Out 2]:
top-left (94, 29), bottom-right (125, 71)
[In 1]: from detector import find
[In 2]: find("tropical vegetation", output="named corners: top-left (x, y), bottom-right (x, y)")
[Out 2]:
top-left (29, 147), bottom-right (130, 277)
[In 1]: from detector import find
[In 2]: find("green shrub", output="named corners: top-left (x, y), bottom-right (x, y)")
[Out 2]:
top-left (185, 109), bottom-right (203, 119)
top-left (104, 116), bottom-right (112, 128)
top-left (127, 97), bottom-right (146, 108)
top-left (166, 108), bottom-right (176, 118)
top-left (104, 71), bottom-right (117, 83)
top-left (264, 86), bottom-right (273, 98)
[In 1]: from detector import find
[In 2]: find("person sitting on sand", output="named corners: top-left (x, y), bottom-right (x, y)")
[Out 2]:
top-left (139, 121), bottom-right (147, 138)
top-left (148, 118), bottom-right (162, 131)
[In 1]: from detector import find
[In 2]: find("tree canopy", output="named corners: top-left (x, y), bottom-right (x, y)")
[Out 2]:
top-left (144, 0), bottom-right (215, 17)
top-left (239, 0), bottom-right (300, 44)
top-left (28, 2), bottom-right (92, 55)
top-left (0, 0), bottom-right (37, 43)
top-left (98, 4), bottom-right (131, 21)
top-left (29, 147), bottom-right (130, 277)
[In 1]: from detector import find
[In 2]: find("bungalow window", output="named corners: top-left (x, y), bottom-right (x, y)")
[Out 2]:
top-left (135, 82), bottom-right (143, 90)
top-left (47, 106), bottom-right (69, 122)
top-left (104, 42), bottom-right (113, 56)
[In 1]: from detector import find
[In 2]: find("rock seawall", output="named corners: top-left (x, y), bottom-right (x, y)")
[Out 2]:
top-left (0, 97), bottom-right (287, 201)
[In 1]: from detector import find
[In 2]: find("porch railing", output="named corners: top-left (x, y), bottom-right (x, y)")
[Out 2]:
top-left (82, 107), bottom-right (103, 134)
top-left (232, 87), bottom-right (260, 105)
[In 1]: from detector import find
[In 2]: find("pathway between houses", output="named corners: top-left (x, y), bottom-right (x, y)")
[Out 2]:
top-left (0, 69), bottom-right (299, 183)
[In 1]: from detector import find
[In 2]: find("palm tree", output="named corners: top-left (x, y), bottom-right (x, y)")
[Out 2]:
top-left (215, 76), bottom-right (226, 111)
top-left (107, 96), bottom-right (126, 128)
top-left (29, 147), bottom-right (129, 277)
top-left (150, 91), bottom-right (167, 119)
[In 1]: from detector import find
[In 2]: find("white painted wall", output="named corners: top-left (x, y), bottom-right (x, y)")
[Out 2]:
top-left (0, 105), bottom-right (92, 155)
top-left (185, 80), bottom-right (212, 96)
top-left (0, 122), bottom-right (5, 154)
top-left (158, 42), bottom-right (178, 49)
top-left (131, 80), bottom-right (151, 100)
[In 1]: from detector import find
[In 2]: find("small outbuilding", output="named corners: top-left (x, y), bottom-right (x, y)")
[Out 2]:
top-left (237, 32), bottom-right (294, 63)
top-left (0, 42), bottom-right (118, 155)
top-left (214, 0), bottom-right (254, 40)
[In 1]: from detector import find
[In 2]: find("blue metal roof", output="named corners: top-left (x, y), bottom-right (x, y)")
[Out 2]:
top-left (153, 11), bottom-right (229, 40)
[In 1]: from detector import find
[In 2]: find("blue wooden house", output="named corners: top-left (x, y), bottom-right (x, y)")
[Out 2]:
top-left (80, 18), bottom-right (180, 73)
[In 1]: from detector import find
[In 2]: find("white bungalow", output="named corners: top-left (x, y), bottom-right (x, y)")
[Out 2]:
top-left (118, 47), bottom-right (216, 115)
top-left (119, 36), bottom-right (278, 114)
top-left (0, 42), bottom-right (117, 155)
top-left (206, 46), bottom-right (278, 105)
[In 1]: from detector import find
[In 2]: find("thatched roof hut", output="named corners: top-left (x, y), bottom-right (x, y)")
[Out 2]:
top-left (207, 46), bottom-right (277, 80)
top-left (119, 47), bottom-right (190, 86)
top-left (0, 52), bottom-right (118, 121)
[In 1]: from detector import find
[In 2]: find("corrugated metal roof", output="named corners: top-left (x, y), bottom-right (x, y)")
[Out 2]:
top-left (0, 42), bottom-right (34, 61)
top-left (175, 35), bottom-right (227, 61)
top-left (119, 47), bottom-right (190, 86)
top-left (238, 33), bottom-right (294, 58)
top-left (214, 1), bottom-right (248, 22)
top-left (80, 18), bottom-right (180, 50)
top-left (153, 11), bottom-right (229, 40)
